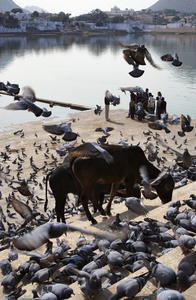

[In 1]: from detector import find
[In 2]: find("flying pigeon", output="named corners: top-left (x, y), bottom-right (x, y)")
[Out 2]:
top-left (117, 41), bottom-right (161, 77)
top-left (158, 138), bottom-right (196, 169)
top-left (43, 122), bottom-right (78, 141)
top-left (4, 86), bottom-right (52, 117)
top-left (94, 104), bottom-right (103, 115)
top-left (69, 142), bottom-right (114, 163)
top-left (13, 222), bottom-right (124, 251)
top-left (161, 53), bottom-right (183, 66)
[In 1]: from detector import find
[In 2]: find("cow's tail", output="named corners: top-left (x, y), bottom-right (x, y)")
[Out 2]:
top-left (69, 157), bottom-right (81, 205)
top-left (44, 170), bottom-right (54, 212)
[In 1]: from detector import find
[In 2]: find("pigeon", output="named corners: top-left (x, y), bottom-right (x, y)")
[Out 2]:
top-left (69, 142), bottom-right (114, 163)
top-left (141, 257), bottom-right (177, 285)
top-left (158, 138), bottom-right (196, 169)
top-left (161, 53), bottom-right (183, 66)
top-left (4, 81), bottom-right (20, 95)
top-left (41, 283), bottom-right (74, 300)
top-left (117, 41), bottom-right (161, 77)
top-left (8, 243), bottom-right (18, 261)
top-left (109, 272), bottom-right (151, 300)
top-left (13, 222), bottom-right (123, 251)
top-left (4, 86), bottom-right (51, 117)
top-left (125, 197), bottom-right (148, 216)
top-left (31, 264), bottom-right (60, 283)
top-left (43, 122), bottom-right (78, 141)
top-left (1, 175), bottom-right (33, 196)
top-left (156, 287), bottom-right (186, 300)
top-left (177, 250), bottom-right (196, 291)
top-left (69, 267), bottom-right (110, 297)
top-left (148, 120), bottom-right (170, 133)
top-left (95, 126), bottom-right (114, 136)
top-left (10, 196), bottom-right (40, 227)
top-left (94, 104), bottom-right (103, 115)
top-left (139, 165), bottom-right (158, 199)
top-left (180, 114), bottom-right (194, 133)
top-left (120, 86), bottom-right (147, 100)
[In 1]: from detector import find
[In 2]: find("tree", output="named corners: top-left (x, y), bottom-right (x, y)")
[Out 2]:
top-left (11, 8), bottom-right (23, 13)
top-left (51, 11), bottom-right (71, 23)
top-left (31, 11), bottom-right (39, 19)
top-left (4, 14), bottom-right (19, 28)
top-left (89, 9), bottom-right (109, 26)
top-left (110, 15), bottom-right (125, 23)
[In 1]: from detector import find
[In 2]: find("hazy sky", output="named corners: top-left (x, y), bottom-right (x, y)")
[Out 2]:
top-left (15, 0), bottom-right (158, 16)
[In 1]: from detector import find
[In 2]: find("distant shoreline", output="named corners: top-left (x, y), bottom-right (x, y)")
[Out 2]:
top-left (148, 26), bottom-right (196, 35)
top-left (0, 26), bottom-right (196, 37)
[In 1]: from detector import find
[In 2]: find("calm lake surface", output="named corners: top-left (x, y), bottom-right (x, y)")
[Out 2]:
top-left (0, 33), bottom-right (196, 130)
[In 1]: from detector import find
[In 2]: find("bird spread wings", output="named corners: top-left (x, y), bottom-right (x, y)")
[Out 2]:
top-left (42, 123), bottom-right (72, 135)
top-left (116, 41), bottom-right (161, 69)
top-left (69, 142), bottom-right (114, 163)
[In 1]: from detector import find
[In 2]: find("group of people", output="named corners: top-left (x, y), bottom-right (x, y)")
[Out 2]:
top-left (127, 88), bottom-right (167, 120)
top-left (104, 88), bottom-right (167, 122)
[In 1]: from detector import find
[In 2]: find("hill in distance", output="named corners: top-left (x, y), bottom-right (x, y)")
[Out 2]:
top-left (148, 0), bottom-right (196, 13)
top-left (0, 0), bottom-right (20, 12)
top-left (24, 5), bottom-right (48, 13)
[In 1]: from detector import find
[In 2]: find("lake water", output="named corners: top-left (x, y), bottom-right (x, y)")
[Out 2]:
top-left (0, 33), bottom-right (196, 130)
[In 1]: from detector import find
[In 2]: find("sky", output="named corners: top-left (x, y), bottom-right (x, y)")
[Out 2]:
top-left (14, 0), bottom-right (158, 16)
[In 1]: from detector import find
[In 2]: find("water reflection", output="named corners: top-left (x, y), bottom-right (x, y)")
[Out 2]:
top-left (0, 33), bottom-right (195, 130)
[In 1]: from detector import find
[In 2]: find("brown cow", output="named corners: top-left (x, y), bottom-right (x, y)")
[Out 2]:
top-left (71, 144), bottom-right (174, 224)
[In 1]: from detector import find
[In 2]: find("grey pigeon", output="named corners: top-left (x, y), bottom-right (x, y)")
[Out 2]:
top-left (8, 243), bottom-right (18, 261)
top-left (156, 287), bottom-right (186, 300)
top-left (31, 264), bottom-right (60, 283)
top-left (69, 142), bottom-right (114, 163)
top-left (117, 41), bottom-right (161, 77)
top-left (141, 257), bottom-right (177, 285)
top-left (125, 197), bottom-right (148, 216)
top-left (161, 53), bottom-right (183, 66)
top-left (109, 272), bottom-right (151, 300)
top-left (42, 283), bottom-right (74, 300)
top-left (41, 292), bottom-right (58, 300)
top-left (13, 222), bottom-right (122, 251)
top-left (11, 196), bottom-right (40, 227)
top-left (4, 86), bottom-right (51, 117)
top-left (1, 270), bottom-right (24, 291)
top-left (43, 122), bottom-right (77, 141)
top-left (70, 267), bottom-right (110, 297)
top-left (94, 105), bottom-right (103, 115)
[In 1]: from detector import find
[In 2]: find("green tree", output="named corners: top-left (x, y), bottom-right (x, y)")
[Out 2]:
top-left (89, 9), bottom-right (109, 26)
top-left (110, 15), bottom-right (125, 23)
top-left (11, 8), bottom-right (23, 13)
top-left (31, 11), bottom-right (39, 18)
top-left (4, 14), bottom-right (19, 28)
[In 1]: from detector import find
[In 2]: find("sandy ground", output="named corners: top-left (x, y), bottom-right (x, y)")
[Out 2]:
top-left (0, 108), bottom-right (196, 299)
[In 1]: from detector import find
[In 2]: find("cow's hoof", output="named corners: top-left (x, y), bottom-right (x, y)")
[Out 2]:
top-left (100, 211), bottom-right (106, 216)
top-left (91, 219), bottom-right (97, 225)
top-left (105, 209), bottom-right (111, 216)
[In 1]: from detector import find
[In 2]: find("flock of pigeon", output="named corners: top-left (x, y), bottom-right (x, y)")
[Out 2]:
top-left (0, 102), bottom-right (195, 300)
top-left (116, 41), bottom-right (183, 77)
top-left (0, 41), bottom-right (194, 300)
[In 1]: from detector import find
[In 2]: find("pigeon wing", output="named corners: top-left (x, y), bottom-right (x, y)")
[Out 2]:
top-left (13, 223), bottom-right (51, 251)
top-left (11, 196), bottom-right (32, 220)
top-left (161, 54), bottom-right (174, 61)
top-left (4, 99), bottom-right (29, 111)
top-left (145, 48), bottom-right (161, 69)
top-left (42, 124), bottom-right (66, 135)
top-left (69, 142), bottom-right (100, 158)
